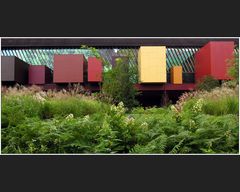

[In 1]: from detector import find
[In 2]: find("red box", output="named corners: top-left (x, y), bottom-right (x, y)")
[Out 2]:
top-left (53, 54), bottom-right (86, 83)
top-left (194, 41), bottom-right (234, 82)
top-left (88, 57), bottom-right (102, 82)
top-left (28, 65), bottom-right (52, 85)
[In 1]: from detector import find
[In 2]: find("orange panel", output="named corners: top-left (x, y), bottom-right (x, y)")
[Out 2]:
top-left (170, 66), bottom-right (182, 84)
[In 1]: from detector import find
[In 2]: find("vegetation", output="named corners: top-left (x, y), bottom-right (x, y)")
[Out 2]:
top-left (196, 75), bottom-right (220, 91)
top-left (102, 57), bottom-right (139, 109)
top-left (1, 84), bottom-right (238, 154)
top-left (228, 49), bottom-right (239, 83)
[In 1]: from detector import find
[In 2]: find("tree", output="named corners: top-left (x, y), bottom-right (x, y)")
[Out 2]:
top-left (102, 57), bottom-right (139, 109)
top-left (228, 49), bottom-right (239, 83)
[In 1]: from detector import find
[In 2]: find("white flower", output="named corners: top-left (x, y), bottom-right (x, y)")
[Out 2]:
top-left (192, 99), bottom-right (204, 113)
top-left (141, 122), bottom-right (148, 129)
top-left (83, 115), bottom-right (90, 121)
top-left (125, 116), bottom-right (135, 125)
top-left (110, 105), bottom-right (118, 112)
top-left (110, 102), bottom-right (126, 115)
top-left (66, 113), bottom-right (74, 120)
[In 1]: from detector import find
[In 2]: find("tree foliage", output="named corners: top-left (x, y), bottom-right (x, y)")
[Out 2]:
top-left (102, 57), bottom-right (139, 109)
top-left (228, 49), bottom-right (239, 83)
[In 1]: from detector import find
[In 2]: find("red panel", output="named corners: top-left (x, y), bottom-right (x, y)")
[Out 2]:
top-left (194, 41), bottom-right (234, 82)
top-left (53, 54), bottom-right (85, 83)
top-left (29, 65), bottom-right (52, 85)
top-left (88, 57), bottom-right (102, 82)
top-left (194, 43), bottom-right (211, 82)
top-left (29, 65), bottom-right (45, 84)
top-left (210, 42), bottom-right (234, 80)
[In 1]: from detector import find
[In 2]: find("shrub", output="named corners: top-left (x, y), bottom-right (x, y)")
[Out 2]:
top-left (189, 114), bottom-right (239, 153)
top-left (1, 95), bottom-right (43, 127)
top-left (44, 97), bottom-right (110, 118)
top-left (196, 75), bottom-right (220, 91)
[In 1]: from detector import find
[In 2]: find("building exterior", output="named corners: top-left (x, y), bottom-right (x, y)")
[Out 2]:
top-left (1, 38), bottom-right (239, 105)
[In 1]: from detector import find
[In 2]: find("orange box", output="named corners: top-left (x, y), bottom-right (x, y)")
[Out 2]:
top-left (170, 66), bottom-right (182, 84)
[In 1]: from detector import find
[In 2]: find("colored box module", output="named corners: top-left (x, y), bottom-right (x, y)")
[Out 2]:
top-left (194, 41), bottom-right (234, 81)
top-left (1, 56), bottom-right (29, 84)
top-left (53, 54), bottom-right (87, 83)
top-left (138, 46), bottom-right (167, 83)
top-left (170, 66), bottom-right (182, 84)
top-left (88, 57), bottom-right (102, 82)
top-left (28, 65), bottom-right (52, 85)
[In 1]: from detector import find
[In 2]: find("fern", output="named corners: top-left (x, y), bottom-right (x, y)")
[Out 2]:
top-left (169, 139), bottom-right (185, 154)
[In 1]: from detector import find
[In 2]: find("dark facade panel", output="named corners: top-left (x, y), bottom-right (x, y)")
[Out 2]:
top-left (135, 83), bottom-right (195, 91)
top-left (1, 56), bottom-right (15, 81)
top-left (167, 72), bottom-right (195, 83)
top-left (1, 56), bottom-right (29, 84)
top-left (45, 66), bottom-right (53, 84)
top-left (2, 38), bottom-right (238, 48)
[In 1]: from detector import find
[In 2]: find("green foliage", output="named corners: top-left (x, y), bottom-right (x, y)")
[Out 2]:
top-left (1, 86), bottom-right (239, 154)
top-left (102, 57), bottom-right (139, 109)
top-left (201, 96), bottom-right (238, 116)
top-left (45, 97), bottom-right (109, 118)
top-left (1, 95), bottom-right (43, 127)
top-left (227, 50), bottom-right (239, 83)
top-left (196, 75), bottom-right (220, 91)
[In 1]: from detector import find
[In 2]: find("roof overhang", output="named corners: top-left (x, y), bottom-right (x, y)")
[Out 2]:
top-left (1, 38), bottom-right (239, 49)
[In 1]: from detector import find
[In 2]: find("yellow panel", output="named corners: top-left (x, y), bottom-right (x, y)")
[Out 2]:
top-left (170, 66), bottom-right (182, 84)
top-left (138, 46), bottom-right (166, 83)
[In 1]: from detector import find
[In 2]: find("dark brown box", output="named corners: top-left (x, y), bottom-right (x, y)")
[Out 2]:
top-left (1, 56), bottom-right (29, 85)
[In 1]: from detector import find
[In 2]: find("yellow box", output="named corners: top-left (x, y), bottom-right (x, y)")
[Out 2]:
top-left (138, 46), bottom-right (166, 83)
top-left (170, 66), bottom-right (182, 84)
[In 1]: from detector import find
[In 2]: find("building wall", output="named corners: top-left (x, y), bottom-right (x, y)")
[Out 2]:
top-left (29, 65), bottom-right (52, 84)
top-left (88, 57), bottom-right (102, 82)
top-left (138, 46), bottom-right (167, 83)
top-left (194, 41), bottom-right (234, 81)
top-left (53, 54), bottom-right (85, 83)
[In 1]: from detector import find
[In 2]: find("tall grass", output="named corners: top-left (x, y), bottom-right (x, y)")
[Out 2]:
top-left (202, 96), bottom-right (238, 116)
top-left (44, 97), bottom-right (110, 118)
